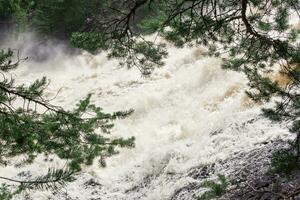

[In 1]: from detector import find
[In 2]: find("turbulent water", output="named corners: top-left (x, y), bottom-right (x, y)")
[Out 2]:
top-left (0, 33), bottom-right (292, 200)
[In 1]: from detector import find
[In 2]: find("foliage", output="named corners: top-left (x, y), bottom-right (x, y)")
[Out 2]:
top-left (0, 0), bottom-right (102, 37)
top-left (198, 174), bottom-right (228, 200)
top-left (0, 183), bottom-right (23, 200)
top-left (21, 168), bottom-right (74, 191)
top-left (70, 32), bottom-right (107, 53)
top-left (271, 148), bottom-right (300, 175)
top-left (138, 15), bottom-right (165, 34)
top-left (0, 184), bottom-right (13, 200)
top-left (32, 0), bottom-right (102, 37)
top-left (71, 33), bottom-right (168, 75)
top-left (0, 49), bottom-right (135, 193)
top-left (0, 0), bottom-right (35, 31)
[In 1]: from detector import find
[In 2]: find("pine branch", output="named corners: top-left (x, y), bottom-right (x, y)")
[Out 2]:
top-left (0, 84), bottom-right (65, 114)
top-left (0, 168), bottom-right (74, 191)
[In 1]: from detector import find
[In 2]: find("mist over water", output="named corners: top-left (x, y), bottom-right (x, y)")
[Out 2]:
top-left (0, 33), bottom-right (292, 200)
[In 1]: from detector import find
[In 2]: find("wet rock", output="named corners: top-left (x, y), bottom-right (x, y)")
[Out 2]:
top-left (125, 174), bottom-right (156, 194)
top-left (84, 178), bottom-right (102, 189)
top-left (221, 140), bottom-right (300, 200)
top-left (171, 139), bottom-right (300, 200)
top-left (171, 182), bottom-right (201, 200)
top-left (188, 164), bottom-right (215, 180)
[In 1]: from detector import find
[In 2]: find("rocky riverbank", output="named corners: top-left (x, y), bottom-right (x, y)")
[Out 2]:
top-left (171, 139), bottom-right (300, 200)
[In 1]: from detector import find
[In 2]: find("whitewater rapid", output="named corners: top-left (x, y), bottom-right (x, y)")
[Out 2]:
top-left (0, 34), bottom-right (292, 200)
